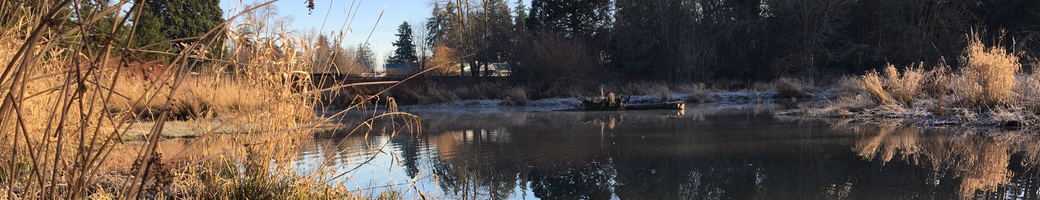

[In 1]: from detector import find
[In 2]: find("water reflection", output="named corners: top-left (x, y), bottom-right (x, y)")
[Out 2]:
top-left (303, 105), bottom-right (1040, 199)
top-left (851, 125), bottom-right (1040, 198)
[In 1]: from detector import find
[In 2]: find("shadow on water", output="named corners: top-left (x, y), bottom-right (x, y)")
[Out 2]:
top-left (245, 104), bottom-right (1040, 199)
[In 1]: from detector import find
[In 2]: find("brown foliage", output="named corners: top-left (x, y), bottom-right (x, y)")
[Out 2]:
top-left (429, 45), bottom-right (460, 76)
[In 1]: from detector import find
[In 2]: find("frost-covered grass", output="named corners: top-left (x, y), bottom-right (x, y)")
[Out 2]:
top-left (787, 35), bottom-right (1040, 127)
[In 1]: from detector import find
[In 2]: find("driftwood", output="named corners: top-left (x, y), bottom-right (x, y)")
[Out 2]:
top-left (625, 101), bottom-right (685, 110)
top-left (577, 95), bottom-right (628, 111)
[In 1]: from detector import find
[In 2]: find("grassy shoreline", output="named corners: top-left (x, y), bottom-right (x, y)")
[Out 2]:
top-left (0, 1), bottom-right (422, 198)
top-left (783, 35), bottom-right (1040, 130)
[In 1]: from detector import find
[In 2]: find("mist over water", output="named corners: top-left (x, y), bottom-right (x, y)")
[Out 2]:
top-left (297, 106), bottom-right (1040, 199)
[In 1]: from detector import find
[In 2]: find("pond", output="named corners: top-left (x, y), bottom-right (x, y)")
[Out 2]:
top-left (297, 105), bottom-right (1040, 199)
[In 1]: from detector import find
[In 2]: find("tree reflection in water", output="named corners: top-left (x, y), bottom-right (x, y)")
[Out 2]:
top-left (309, 106), bottom-right (1040, 199)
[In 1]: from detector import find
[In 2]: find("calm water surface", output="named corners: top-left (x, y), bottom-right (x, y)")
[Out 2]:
top-left (297, 106), bottom-right (1040, 200)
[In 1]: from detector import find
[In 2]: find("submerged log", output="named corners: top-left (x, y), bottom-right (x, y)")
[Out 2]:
top-left (626, 101), bottom-right (685, 110)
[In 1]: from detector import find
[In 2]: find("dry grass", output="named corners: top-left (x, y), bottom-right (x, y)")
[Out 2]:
top-left (806, 33), bottom-right (1039, 125)
top-left (860, 69), bottom-right (896, 106)
top-left (989, 107), bottom-right (1029, 126)
top-left (798, 94), bottom-right (874, 117)
top-left (657, 84), bottom-right (671, 102)
top-left (0, 1), bottom-right (416, 199)
top-left (774, 77), bottom-right (814, 99)
top-left (504, 86), bottom-right (530, 106)
top-left (1014, 71), bottom-right (1040, 113)
top-left (921, 62), bottom-right (952, 98)
top-left (751, 82), bottom-right (772, 92)
top-left (676, 83), bottom-right (711, 103)
top-left (856, 64), bottom-right (924, 107)
top-left (617, 82), bottom-right (668, 96)
top-left (106, 76), bottom-right (279, 120)
top-left (954, 34), bottom-right (1022, 108)
top-left (390, 80), bottom-right (524, 104)
top-left (884, 64), bottom-right (925, 106)
top-left (833, 76), bottom-right (862, 97)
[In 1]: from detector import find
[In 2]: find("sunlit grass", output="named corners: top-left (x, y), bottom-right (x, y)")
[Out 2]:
top-left (799, 32), bottom-right (1038, 126)
top-left (0, 1), bottom-right (423, 199)
top-left (954, 33), bottom-right (1022, 109)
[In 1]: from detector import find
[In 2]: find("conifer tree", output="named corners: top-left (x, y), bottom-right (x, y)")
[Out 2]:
top-left (389, 22), bottom-right (418, 64)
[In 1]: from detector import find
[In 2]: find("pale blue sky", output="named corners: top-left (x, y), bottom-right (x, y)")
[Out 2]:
top-left (219, 0), bottom-right (527, 67)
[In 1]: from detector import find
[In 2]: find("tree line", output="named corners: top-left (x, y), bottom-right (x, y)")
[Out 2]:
top-left (51, 0), bottom-right (379, 75)
top-left (59, 0), bottom-right (1040, 82)
top-left (404, 0), bottom-right (1040, 84)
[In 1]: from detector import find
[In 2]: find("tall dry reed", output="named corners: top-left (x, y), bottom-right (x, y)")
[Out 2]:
top-left (858, 64), bottom-right (924, 107)
top-left (921, 62), bottom-right (952, 98)
top-left (0, 1), bottom-right (417, 199)
top-left (884, 64), bottom-right (925, 106)
top-left (1014, 71), bottom-right (1040, 112)
top-left (860, 70), bottom-right (896, 106)
top-left (954, 33), bottom-right (1022, 108)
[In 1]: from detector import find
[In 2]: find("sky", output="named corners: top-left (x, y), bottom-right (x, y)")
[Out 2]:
top-left (218, 0), bottom-right (527, 67)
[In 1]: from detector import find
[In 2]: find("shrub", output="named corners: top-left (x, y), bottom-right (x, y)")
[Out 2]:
top-left (954, 34), bottom-right (1022, 108)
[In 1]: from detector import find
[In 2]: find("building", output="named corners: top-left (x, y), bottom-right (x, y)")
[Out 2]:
top-left (384, 63), bottom-right (417, 77)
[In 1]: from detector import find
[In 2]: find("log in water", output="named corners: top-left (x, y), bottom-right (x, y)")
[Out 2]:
top-left (625, 101), bottom-right (685, 110)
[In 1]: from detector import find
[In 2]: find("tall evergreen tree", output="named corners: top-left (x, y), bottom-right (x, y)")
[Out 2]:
top-left (389, 22), bottom-right (418, 64)
top-left (426, 2), bottom-right (455, 48)
top-left (526, 0), bottom-right (612, 38)
top-left (131, 5), bottom-right (169, 58)
top-left (135, 0), bottom-right (225, 58)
